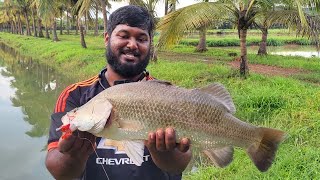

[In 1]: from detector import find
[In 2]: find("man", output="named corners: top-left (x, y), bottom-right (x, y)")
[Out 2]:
top-left (45, 5), bottom-right (192, 180)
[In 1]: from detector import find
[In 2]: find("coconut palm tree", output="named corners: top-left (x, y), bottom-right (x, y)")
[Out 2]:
top-left (159, 0), bottom-right (274, 77)
top-left (158, 0), bottom-right (320, 77)
top-left (16, 0), bottom-right (32, 36)
top-left (74, 0), bottom-right (89, 48)
top-left (35, 0), bottom-right (62, 41)
top-left (100, 0), bottom-right (123, 33)
top-left (255, 1), bottom-right (320, 55)
top-left (1, 0), bottom-right (27, 34)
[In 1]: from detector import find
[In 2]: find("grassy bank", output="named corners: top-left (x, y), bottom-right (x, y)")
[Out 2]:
top-left (0, 32), bottom-right (319, 179)
top-left (0, 32), bottom-right (106, 79)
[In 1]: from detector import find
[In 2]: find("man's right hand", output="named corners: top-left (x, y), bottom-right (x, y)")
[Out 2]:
top-left (45, 131), bottom-right (96, 180)
top-left (58, 131), bottom-right (96, 157)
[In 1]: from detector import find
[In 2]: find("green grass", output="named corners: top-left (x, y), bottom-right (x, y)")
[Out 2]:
top-left (0, 31), bottom-right (319, 179)
top-left (179, 37), bottom-right (313, 47)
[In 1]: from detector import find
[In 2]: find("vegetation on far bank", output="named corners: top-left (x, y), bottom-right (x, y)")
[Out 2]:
top-left (0, 31), bottom-right (319, 179)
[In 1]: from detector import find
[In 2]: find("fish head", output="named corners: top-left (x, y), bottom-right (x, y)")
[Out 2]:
top-left (57, 97), bottom-right (113, 136)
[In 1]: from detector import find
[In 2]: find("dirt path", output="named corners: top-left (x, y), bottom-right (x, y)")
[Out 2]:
top-left (158, 51), bottom-right (307, 77)
top-left (228, 60), bottom-right (307, 77)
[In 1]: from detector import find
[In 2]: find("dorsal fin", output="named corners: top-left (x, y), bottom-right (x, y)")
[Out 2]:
top-left (199, 83), bottom-right (236, 114)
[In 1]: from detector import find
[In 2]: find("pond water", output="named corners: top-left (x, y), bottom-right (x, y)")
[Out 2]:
top-left (248, 45), bottom-right (320, 58)
top-left (0, 42), bottom-right (75, 180)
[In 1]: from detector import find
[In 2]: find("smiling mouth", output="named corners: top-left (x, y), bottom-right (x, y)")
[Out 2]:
top-left (121, 52), bottom-right (140, 61)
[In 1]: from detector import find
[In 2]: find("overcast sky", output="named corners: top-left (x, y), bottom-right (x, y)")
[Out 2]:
top-left (110, 1), bottom-right (197, 17)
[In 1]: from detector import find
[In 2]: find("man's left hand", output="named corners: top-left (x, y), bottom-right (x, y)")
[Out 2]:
top-left (145, 127), bottom-right (192, 174)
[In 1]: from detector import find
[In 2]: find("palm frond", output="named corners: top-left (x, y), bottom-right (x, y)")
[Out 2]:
top-left (157, 2), bottom-right (225, 49)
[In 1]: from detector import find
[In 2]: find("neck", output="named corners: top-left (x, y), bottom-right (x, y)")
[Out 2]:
top-left (105, 64), bottom-right (143, 86)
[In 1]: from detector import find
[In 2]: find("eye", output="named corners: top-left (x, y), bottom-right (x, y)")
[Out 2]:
top-left (117, 32), bottom-right (129, 39)
top-left (119, 35), bottom-right (129, 39)
top-left (138, 37), bottom-right (148, 42)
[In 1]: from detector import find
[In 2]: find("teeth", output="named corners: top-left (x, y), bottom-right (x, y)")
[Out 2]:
top-left (125, 53), bottom-right (135, 58)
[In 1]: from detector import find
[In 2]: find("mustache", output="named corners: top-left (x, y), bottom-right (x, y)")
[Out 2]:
top-left (121, 47), bottom-right (140, 56)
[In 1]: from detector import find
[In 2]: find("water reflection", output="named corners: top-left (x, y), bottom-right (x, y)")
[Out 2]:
top-left (248, 45), bottom-right (320, 58)
top-left (0, 42), bottom-right (76, 138)
top-left (0, 42), bottom-right (75, 179)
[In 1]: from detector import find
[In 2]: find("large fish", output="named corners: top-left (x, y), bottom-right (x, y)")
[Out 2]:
top-left (57, 80), bottom-right (286, 172)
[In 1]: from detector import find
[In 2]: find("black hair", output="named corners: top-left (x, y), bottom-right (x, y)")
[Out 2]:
top-left (107, 5), bottom-right (155, 37)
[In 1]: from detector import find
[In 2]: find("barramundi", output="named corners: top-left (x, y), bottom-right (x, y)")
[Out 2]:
top-left (57, 80), bottom-right (286, 172)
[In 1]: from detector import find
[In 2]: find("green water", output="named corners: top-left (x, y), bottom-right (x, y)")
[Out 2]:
top-left (0, 43), bottom-right (75, 180)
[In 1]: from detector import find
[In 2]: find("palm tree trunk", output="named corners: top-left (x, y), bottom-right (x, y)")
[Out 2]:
top-left (31, 8), bottom-right (38, 37)
top-left (60, 9), bottom-right (63, 35)
top-left (100, 0), bottom-right (108, 33)
top-left (258, 28), bottom-right (268, 55)
top-left (11, 16), bottom-right (17, 34)
top-left (15, 21), bottom-right (19, 34)
top-left (75, 16), bottom-right (79, 35)
top-left (11, 15), bottom-right (17, 34)
top-left (79, 19), bottom-right (87, 48)
top-left (10, 22), bottom-right (14, 34)
top-left (38, 18), bottom-right (44, 38)
top-left (239, 29), bottom-right (249, 77)
top-left (66, 10), bottom-right (70, 35)
top-left (150, 41), bottom-right (157, 62)
top-left (23, 9), bottom-right (31, 36)
top-left (94, 2), bottom-right (99, 36)
top-left (45, 25), bottom-right (50, 39)
top-left (164, 0), bottom-right (169, 15)
top-left (196, 27), bottom-right (208, 52)
top-left (84, 13), bottom-right (88, 35)
top-left (17, 12), bottom-right (23, 35)
top-left (52, 19), bottom-right (59, 41)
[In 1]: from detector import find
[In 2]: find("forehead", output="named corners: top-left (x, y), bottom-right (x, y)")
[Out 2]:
top-left (112, 24), bottom-right (149, 36)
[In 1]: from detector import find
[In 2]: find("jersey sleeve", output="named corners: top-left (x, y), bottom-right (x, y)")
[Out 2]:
top-left (47, 86), bottom-right (81, 151)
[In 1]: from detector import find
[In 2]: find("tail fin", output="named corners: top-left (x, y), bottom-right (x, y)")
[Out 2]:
top-left (247, 127), bottom-right (286, 172)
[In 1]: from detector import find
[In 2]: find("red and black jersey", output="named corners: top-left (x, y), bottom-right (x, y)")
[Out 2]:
top-left (47, 68), bottom-right (181, 180)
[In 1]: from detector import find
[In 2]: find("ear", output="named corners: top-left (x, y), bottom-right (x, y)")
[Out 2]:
top-left (104, 33), bottom-right (109, 47)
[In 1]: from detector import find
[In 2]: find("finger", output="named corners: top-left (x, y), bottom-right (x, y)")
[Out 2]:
top-left (156, 129), bottom-right (166, 151)
top-left (85, 134), bottom-right (97, 155)
top-left (81, 138), bottom-right (93, 155)
top-left (178, 138), bottom-right (190, 153)
top-left (75, 131), bottom-right (96, 155)
top-left (165, 128), bottom-right (176, 150)
top-left (58, 134), bottom-right (77, 153)
top-left (145, 132), bottom-right (156, 151)
top-left (68, 134), bottom-right (85, 154)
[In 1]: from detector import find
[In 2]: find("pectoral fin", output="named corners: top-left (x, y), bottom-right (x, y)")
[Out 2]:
top-left (122, 140), bottom-right (145, 166)
top-left (203, 146), bottom-right (234, 168)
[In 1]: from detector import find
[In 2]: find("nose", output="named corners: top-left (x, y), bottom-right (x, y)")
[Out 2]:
top-left (127, 38), bottom-right (138, 50)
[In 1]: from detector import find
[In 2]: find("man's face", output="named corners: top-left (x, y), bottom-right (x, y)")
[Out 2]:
top-left (105, 24), bottom-right (151, 78)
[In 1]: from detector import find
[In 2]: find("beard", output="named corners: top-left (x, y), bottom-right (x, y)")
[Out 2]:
top-left (106, 44), bottom-right (150, 79)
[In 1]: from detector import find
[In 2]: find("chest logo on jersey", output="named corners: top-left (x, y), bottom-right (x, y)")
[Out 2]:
top-left (97, 138), bottom-right (126, 154)
top-left (96, 138), bottom-right (151, 165)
